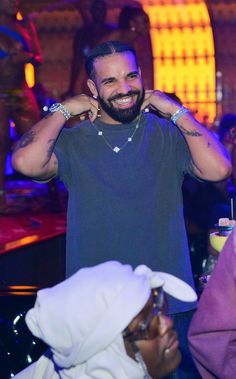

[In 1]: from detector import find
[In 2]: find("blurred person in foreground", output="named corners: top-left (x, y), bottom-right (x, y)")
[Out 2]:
top-left (12, 40), bottom-right (231, 377)
top-left (0, 0), bottom-right (42, 212)
top-left (188, 225), bottom-right (236, 379)
top-left (14, 260), bottom-right (197, 378)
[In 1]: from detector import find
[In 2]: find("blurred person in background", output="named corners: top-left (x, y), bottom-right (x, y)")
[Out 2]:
top-left (0, 0), bottom-right (42, 213)
top-left (200, 113), bottom-right (236, 276)
top-left (217, 113), bottom-right (236, 197)
top-left (63, 0), bottom-right (114, 98)
top-left (102, 4), bottom-right (154, 90)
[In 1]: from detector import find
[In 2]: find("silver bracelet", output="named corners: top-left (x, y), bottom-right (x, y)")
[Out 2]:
top-left (59, 104), bottom-right (71, 121)
top-left (48, 103), bottom-right (72, 121)
top-left (171, 106), bottom-right (190, 125)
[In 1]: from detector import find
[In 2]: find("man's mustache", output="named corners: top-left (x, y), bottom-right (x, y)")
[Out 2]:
top-left (108, 90), bottom-right (140, 102)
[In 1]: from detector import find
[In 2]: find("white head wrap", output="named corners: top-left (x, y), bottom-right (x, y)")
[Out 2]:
top-left (15, 261), bottom-right (197, 379)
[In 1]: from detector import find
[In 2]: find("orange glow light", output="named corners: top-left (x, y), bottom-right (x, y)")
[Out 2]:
top-left (25, 63), bottom-right (35, 88)
top-left (143, 0), bottom-right (216, 125)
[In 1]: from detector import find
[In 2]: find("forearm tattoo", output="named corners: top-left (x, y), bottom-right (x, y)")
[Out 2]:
top-left (46, 139), bottom-right (56, 160)
top-left (14, 127), bottom-right (57, 163)
top-left (40, 138), bottom-right (57, 168)
top-left (178, 125), bottom-right (202, 137)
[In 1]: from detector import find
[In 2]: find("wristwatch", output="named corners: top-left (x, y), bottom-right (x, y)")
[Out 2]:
top-left (48, 103), bottom-right (71, 121)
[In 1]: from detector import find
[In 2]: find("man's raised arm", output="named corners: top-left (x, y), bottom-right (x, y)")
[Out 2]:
top-left (12, 94), bottom-right (99, 180)
top-left (143, 90), bottom-right (232, 181)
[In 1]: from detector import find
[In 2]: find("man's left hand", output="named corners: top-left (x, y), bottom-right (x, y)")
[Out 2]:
top-left (141, 90), bottom-right (180, 118)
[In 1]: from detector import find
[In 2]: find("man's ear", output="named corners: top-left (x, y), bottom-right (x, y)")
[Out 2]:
top-left (87, 79), bottom-right (98, 98)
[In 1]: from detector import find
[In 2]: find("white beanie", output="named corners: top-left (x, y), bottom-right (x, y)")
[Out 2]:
top-left (16, 261), bottom-right (196, 379)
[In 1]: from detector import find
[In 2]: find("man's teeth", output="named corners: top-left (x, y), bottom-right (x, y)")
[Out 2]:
top-left (115, 97), bottom-right (132, 104)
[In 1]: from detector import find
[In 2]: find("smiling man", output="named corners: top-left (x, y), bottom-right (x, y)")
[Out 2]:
top-left (12, 41), bottom-right (231, 378)
top-left (86, 49), bottom-right (145, 123)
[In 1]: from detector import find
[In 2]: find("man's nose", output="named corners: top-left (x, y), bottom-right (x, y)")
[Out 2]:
top-left (157, 315), bottom-right (174, 336)
top-left (117, 80), bottom-right (132, 94)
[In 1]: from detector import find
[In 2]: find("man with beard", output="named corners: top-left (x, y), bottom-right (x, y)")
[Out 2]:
top-left (12, 41), bottom-right (231, 378)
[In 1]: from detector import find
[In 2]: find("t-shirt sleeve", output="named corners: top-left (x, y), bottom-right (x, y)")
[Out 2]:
top-left (54, 128), bottom-right (72, 186)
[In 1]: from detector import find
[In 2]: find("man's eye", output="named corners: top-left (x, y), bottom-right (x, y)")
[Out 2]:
top-left (104, 80), bottom-right (114, 85)
top-left (128, 73), bottom-right (138, 79)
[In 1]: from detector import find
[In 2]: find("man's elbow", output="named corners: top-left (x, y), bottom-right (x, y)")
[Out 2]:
top-left (12, 154), bottom-right (23, 173)
top-left (11, 154), bottom-right (34, 177)
top-left (215, 160), bottom-right (232, 181)
top-left (12, 153), bottom-right (57, 181)
top-left (194, 160), bottom-right (232, 181)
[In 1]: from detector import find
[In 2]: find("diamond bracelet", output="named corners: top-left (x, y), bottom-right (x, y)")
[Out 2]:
top-left (47, 103), bottom-right (72, 121)
top-left (171, 106), bottom-right (190, 125)
top-left (57, 104), bottom-right (71, 121)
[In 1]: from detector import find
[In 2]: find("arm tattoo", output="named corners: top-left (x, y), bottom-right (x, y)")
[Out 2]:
top-left (41, 147), bottom-right (58, 170)
top-left (14, 129), bottom-right (36, 151)
top-left (46, 139), bottom-right (57, 160)
top-left (178, 125), bottom-right (202, 137)
top-left (40, 139), bottom-right (57, 169)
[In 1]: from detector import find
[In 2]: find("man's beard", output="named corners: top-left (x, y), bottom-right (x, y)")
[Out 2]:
top-left (98, 88), bottom-right (145, 123)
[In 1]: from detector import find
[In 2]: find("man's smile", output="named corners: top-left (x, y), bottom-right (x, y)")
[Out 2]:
top-left (112, 95), bottom-right (137, 108)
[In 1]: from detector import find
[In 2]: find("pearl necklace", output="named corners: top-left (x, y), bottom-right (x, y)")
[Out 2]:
top-left (90, 113), bottom-right (143, 153)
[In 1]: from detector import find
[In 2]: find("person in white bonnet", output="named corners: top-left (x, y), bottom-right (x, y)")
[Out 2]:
top-left (14, 261), bottom-right (197, 379)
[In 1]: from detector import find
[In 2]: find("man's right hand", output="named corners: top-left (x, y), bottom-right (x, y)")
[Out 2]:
top-left (62, 94), bottom-right (99, 123)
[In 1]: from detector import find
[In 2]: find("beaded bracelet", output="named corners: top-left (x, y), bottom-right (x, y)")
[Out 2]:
top-left (171, 106), bottom-right (190, 125)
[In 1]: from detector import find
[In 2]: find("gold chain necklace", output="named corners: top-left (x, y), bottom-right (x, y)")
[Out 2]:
top-left (90, 113), bottom-right (143, 153)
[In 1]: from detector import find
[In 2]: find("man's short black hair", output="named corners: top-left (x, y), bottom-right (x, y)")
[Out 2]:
top-left (85, 40), bottom-right (138, 80)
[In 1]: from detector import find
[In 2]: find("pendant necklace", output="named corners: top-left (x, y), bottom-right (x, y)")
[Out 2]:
top-left (90, 112), bottom-right (143, 153)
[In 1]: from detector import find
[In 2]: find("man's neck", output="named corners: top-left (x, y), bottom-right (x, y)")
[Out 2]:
top-left (99, 113), bottom-right (121, 125)
top-left (99, 109), bottom-right (122, 125)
